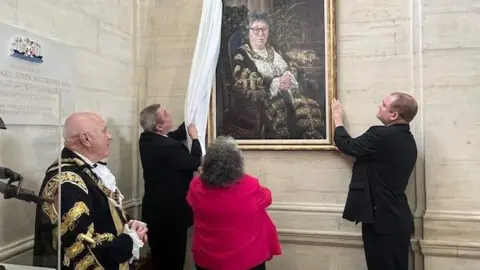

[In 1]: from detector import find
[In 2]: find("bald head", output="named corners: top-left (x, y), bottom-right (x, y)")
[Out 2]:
top-left (63, 112), bottom-right (112, 162)
top-left (63, 112), bottom-right (103, 143)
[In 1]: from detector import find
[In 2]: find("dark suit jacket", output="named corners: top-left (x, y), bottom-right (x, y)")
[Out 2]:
top-left (334, 124), bottom-right (417, 235)
top-left (139, 123), bottom-right (202, 228)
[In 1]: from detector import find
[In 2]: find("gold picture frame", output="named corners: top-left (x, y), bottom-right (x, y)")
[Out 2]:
top-left (208, 0), bottom-right (337, 150)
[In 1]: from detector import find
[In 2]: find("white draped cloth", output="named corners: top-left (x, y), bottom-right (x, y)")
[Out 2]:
top-left (184, 0), bottom-right (223, 155)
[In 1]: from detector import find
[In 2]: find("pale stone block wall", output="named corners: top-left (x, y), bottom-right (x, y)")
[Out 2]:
top-left (145, 0), bottom-right (480, 270)
top-left (0, 0), bottom-right (138, 262)
top-left (0, 0), bottom-right (478, 268)
top-left (420, 0), bottom-right (480, 269)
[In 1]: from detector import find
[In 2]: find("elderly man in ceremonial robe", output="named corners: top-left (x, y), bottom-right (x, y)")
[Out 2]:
top-left (33, 112), bottom-right (147, 270)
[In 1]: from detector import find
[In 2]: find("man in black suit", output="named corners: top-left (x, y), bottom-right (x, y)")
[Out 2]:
top-left (331, 92), bottom-right (418, 270)
top-left (138, 104), bottom-right (202, 270)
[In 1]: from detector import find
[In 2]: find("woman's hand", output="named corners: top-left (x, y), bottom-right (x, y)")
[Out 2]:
top-left (278, 73), bottom-right (291, 91)
top-left (193, 167), bottom-right (202, 178)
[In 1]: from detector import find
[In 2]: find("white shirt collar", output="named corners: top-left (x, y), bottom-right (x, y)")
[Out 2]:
top-left (72, 151), bottom-right (124, 207)
top-left (73, 151), bottom-right (117, 191)
top-left (73, 151), bottom-right (95, 167)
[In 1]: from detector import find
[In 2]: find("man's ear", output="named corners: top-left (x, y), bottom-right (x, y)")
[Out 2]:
top-left (154, 123), bottom-right (163, 133)
top-left (389, 111), bottom-right (400, 121)
top-left (79, 132), bottom-right (91, 147)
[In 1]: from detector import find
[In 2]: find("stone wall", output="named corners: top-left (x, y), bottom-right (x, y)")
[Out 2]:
top-left (0, 0), bottom-right (479, 269)
top-left (145, 0), bottom-right (480, 269)
top-left (421, 0), bottom-right (480, 269)
top-left (0, 0), bottom-right (138, 262)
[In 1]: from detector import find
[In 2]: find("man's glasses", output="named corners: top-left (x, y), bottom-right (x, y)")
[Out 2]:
top-left (250, 27), bottom-right (269, 36)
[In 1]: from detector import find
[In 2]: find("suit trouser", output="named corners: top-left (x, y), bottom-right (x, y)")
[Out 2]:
top-left (147, 223), bottom-right (188, 270)
top-left (361, 223), bottom-right (410, 270)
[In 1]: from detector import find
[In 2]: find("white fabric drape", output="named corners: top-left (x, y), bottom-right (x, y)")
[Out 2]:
top-left (184, 0), bottom-right (223, 155)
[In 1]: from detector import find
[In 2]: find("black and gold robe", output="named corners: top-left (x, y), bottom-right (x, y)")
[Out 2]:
top-left (232, 44), bottom-right (324, 139)
top-left (33, 147), bottom-right (133, 270)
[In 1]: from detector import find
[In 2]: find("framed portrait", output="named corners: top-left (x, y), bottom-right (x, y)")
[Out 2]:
top-left (208, 0), bottom-right (337, 150)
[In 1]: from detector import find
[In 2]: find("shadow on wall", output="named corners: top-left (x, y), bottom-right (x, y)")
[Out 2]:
top-left (105, 119), bottom-right (134, 200)
top-left (0, 129), bottom-right (23, 252)
top-left (0, 127), bottom-right (30, 262)
top-left (0, 124), bottom-right (62, 263)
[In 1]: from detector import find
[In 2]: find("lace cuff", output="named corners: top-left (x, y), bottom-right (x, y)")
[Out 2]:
top-left (269, 77), bottom-right (281, 98)
top-left (285, 71), bottom-right (299, 89)
top-left (123, 223), bottom-right (145, 263)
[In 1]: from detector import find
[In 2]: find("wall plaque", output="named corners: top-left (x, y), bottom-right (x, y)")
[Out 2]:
top-left (0, 23), bottom-right (75, 126)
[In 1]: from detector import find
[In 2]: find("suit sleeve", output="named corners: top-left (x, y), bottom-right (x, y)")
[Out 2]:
top-left (163, 139), bottom-right (202, 171)
top-left (334, 126), bottom-right (380, 157)
top-left (168, 122), bottom-right (187, 141)
top-left (59, 172), bottom-right (133, 268)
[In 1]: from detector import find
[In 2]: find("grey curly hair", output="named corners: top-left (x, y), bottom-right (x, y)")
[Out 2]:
top-left (200, 136), bottom-right (244, 187)
top-left (246, 12), bottom-right (272, 28)
top-left (241, 12), bottom-right (273, 42)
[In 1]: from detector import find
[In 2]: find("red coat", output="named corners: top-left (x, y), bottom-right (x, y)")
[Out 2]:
top-left (186, 173), bottom-right (282, 270)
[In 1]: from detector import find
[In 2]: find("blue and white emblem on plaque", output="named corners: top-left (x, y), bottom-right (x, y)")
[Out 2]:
top-left (9, 36), bottom-right (44, 63)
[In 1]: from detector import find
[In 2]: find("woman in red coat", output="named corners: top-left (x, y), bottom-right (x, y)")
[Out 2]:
top-left (186, 136), bottom-right (282, 270)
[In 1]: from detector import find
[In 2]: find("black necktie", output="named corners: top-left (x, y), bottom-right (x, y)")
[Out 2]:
top-left (91, 161), bottom-right (107, 169)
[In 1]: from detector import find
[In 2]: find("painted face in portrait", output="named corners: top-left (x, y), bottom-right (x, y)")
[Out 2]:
top-left (376, 94), bottom-right (400, 125)
top-left (248, 20), bottom-right (269, 50)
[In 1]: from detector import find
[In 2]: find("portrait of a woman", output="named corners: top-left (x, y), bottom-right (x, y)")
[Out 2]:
top-left (231, 12), bottom-right (325, 139)
top-left (213, 0), bottom-right (336, 149)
